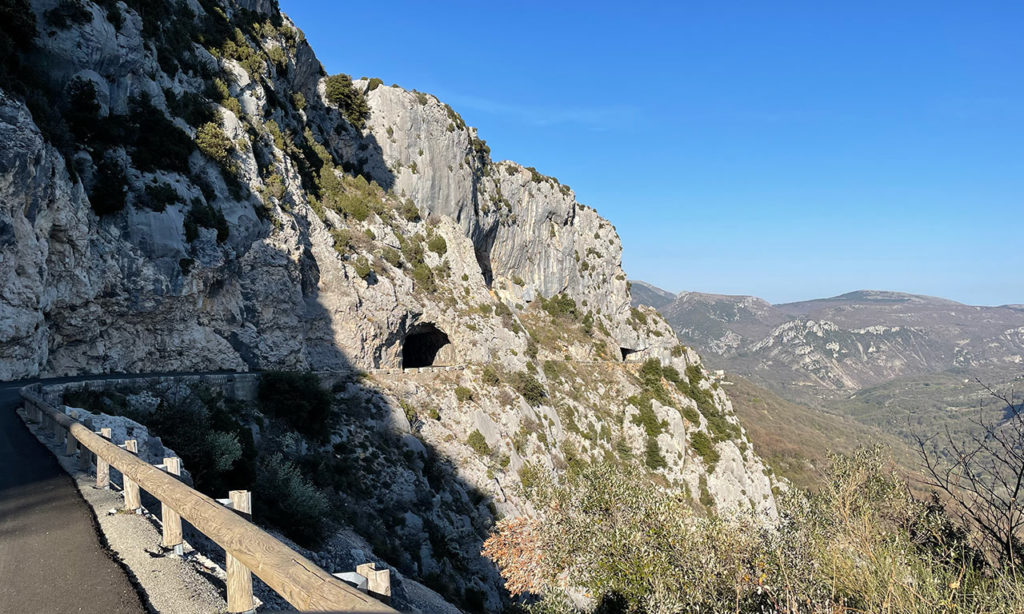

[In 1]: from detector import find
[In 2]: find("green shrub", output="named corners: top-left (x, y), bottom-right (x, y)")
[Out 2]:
top-left (195, 121), bottom-right (233, 166)
top-left (353, 255), bottom-right (373, 279)
top-left (540, 293), bottom-right (577, 319)
top-left (427, 234), bottom-right (447, 255)
top-left (467, 429), bottom-right (490, 456)
top-left (482, 365), bottom-right (501, 386)
top-left (455, 386), bottom-right (473, 402)
top-left (399, 198), bottom-right (420, 222)
top-left (690, 431), bottom-right (719, 469)
top-left (324, 73), bottom-right (369, 128)
top-left (291, 91), bottom-right (305, 110)
top-left (631, 398), bottom-right (667, 437)
top-left (644, 437), bottom-right (667, 470)
top-left (258, 372), bottom-right (333, 442)
top-left (366, 77), bottom-right (383, 92)
top-left (698, 474), bottom-right (715, 508)
top-left (382, 247), bottom-right (401, 268)
top-left (518, 463), bottom-right (543, 493)
top-left (513, 372), bottom-right (546, 406)
top-left (253, 453), bottom-right (330, 546)
top-left (411, 262), bottom-right (435, 292)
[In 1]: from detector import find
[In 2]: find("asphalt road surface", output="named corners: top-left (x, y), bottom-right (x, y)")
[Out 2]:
top-left (0, 377), bottom-right (146, 614)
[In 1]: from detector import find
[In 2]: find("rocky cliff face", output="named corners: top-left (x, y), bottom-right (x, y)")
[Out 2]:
top-left (1, 1), bottom-right (778, 609)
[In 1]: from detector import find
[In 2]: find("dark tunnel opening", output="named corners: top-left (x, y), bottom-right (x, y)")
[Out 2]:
top-left (620, 347), bottom-right (638, 361)
top-left (402, 323), bottom-right (452, 368)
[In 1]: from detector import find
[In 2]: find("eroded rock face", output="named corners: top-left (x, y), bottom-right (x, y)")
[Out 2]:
top-left (1, 0), bottom-right (779, 609)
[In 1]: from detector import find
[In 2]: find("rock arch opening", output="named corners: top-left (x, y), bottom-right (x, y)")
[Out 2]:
top-left (402, 323), bottom-right (452, 368)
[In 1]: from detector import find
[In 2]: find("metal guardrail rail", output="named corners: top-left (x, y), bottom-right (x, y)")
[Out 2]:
top-left (20, 385), bottom-right (397, 613)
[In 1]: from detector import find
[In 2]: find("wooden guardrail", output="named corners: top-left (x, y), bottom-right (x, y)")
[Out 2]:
top-left (20, 386), bottom-right (397, 614)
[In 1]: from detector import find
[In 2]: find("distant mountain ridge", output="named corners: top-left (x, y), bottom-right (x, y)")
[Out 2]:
top-left (633, 283), bottom-right (1024, 398)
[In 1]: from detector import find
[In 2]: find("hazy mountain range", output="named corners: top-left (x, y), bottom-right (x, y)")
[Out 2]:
top-left (631, 282), bottom-right (1024, 401)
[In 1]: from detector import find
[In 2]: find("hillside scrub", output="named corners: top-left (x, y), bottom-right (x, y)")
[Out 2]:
top-left (484, 447), bottom-right (1024, 613)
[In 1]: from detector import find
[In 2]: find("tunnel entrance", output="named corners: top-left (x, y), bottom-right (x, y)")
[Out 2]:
top-left (620, 347), bottom-right (638, 361)
top-left (402, 323), bottom-right (452, 368)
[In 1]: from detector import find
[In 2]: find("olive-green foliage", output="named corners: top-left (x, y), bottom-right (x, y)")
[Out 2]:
top-left (266, 44), bottom-right (286, 69)
top-left (482, 365), bottom-right (501, 387)
top-left (195, 121), bottom-right (233, 166)
top-left (539, 293), bottom-right (577, 319)
top-left (630, 396), bottom-right (667, 438)
top-left (513, 371), bottom-right (546, 406)
top-left (218, 27), bottom-right (265, 78)
top-left (253, 453), bottom-right (330, 546)
top-left (490, 450), bottom-right (1024, 613)
top-left (466, 429), bottom-right (490, 456)
top-left (381, 247), bottom-right (401, 268)
top-left (352, 255), bottom-right (373, 279)
top-left (184, 200), bottom-right (229, 243)
top-left (399, 199), bottom-right (421, 222)
top-left (644, 436), bottom-right (667, 470)
top-left (365, 77), bottom-right (383, 92)
top-left (411, 262), bottom-right (435, 292)
top-left (455, 386), bottom-right (473, 403)
top-left (690, 430), bottom-right (719, 469)
top-left (324, 73), bottom-right (369, 128)
top-left (258, 372), bottom-right (333, 442)
top-left (427, 234), bottom-right (447, 255)
top-left (518, 463), bottom-right (543, 493)
top-left (698, 474), bottom-right (715, 508)
top-left (318, 166), bottom-right (382, 221)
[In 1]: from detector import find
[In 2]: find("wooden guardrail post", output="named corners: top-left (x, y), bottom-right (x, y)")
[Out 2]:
top-left (161, 457), bottom-right (183, 555)
top-left (95, 428), bottom-right (111, 489)
top-left (356, 563), bottom-right (392, 604)
top-left (78, 419), bottom-right (94, 471)
top-left (226, 490), bottom-right (254, 613)
top-left (123, 439), bottom-right (141, 512)
top-left (65, 425), bottom-right (78, 456)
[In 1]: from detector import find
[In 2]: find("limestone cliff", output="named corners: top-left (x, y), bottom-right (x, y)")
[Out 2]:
top-left (0, 0), bottom-right (778, 609)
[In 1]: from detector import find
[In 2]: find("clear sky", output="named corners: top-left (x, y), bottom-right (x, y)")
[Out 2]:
top-left (280, 1), bottom-right (1023, 306)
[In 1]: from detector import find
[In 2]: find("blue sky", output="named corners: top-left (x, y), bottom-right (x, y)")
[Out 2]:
top-left (280, 1), bottom-right (1023, 306)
